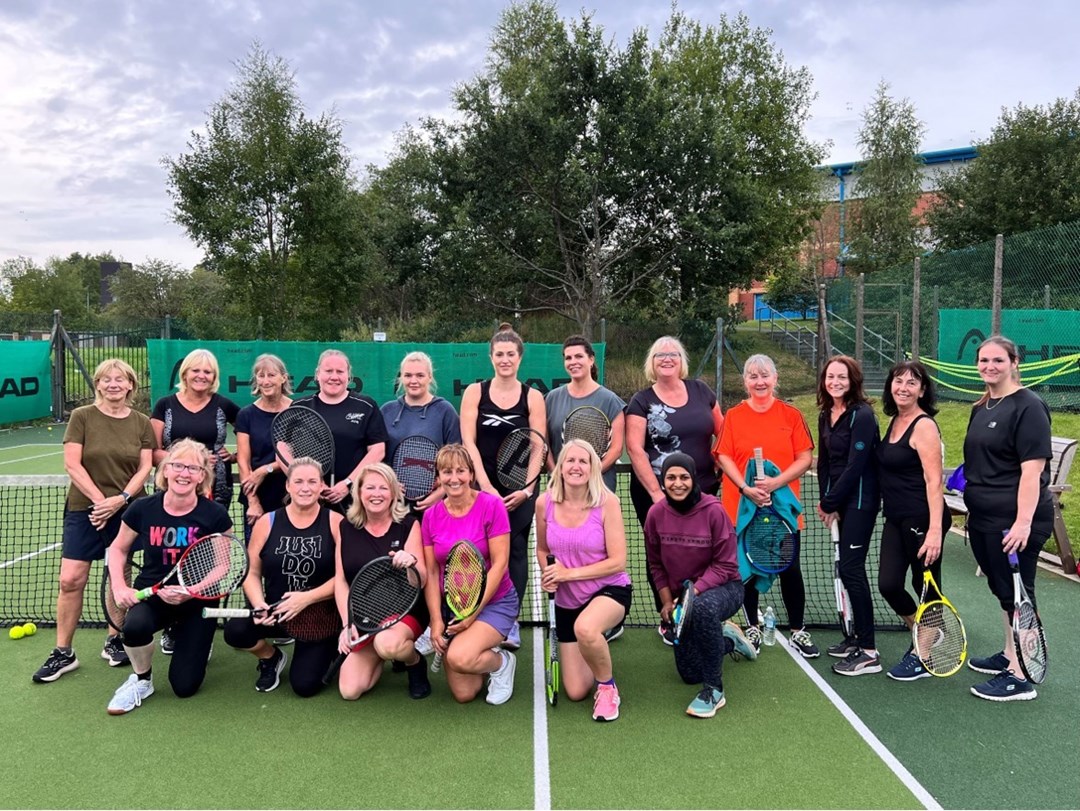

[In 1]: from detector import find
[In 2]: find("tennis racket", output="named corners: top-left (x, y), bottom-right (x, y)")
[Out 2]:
top-left (1008, 551), bottom-right (1048, 684)
top-left (391, 435), bottom-right (440, 503)
top-left (321, 551), bottom-right (423, 684)
top-left (101, 551), bottom-right (141, 633)
top-left (495, 428), bottom-right (548, 492)
top-left (431, 540), bottom-right (488, 673)
top-left (272, 406), bottom-right (336, 484)
top-left (562, 406), bottom-right (611, 458)
top-left (742, 448), bottom-right (797, 573)
top-left (831, 522), bottom-right (853, 639)
top-left (545, 554), bottom-right (559, 706)
top-left (911, 570), bottom-right (967, 677)
top-left (135, 532), bottom-right (248, 602)
top-left (673, 579), bottom-right (694, 645)
top-left (203, 599), bottom-right (341, 643)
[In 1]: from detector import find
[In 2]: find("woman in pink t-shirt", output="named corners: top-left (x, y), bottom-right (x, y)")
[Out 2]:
top-left (536, 440), bottom-right (631, 723)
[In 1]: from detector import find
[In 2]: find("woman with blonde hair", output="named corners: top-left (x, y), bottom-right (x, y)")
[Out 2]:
top-left (536, 440), bottom-right (631, 722)
top-left (33, 358), bottom-right (155, 684)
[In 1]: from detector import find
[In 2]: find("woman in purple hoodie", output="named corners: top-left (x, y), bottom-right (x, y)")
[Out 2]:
top-left (644, 452), bottom-right (756, 719)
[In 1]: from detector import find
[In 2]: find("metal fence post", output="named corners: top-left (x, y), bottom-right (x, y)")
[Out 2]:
top-left (930, 286), bottom-right (939, 359)
top-left (855, 273), bottom-right (865, 364)
top-left (911, 256), bottom-right (921, 361)
top-left (51, 310), bottom-right (64, 420)
top-left (163, 314), bottom-right (171, 340)
top-left (715, 317), bottom-right (723, 402)
top-left (992, 234), bottom-right (1003, 335)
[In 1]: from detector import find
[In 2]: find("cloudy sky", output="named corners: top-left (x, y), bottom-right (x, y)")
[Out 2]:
top-left (1, 0), bottom-right (1075, 271)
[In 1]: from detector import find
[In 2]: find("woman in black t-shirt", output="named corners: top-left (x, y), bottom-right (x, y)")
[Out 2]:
top-left (963, 336), bottom-right (1052, 702)
top-left (334, 463), bottom-right (430, 700)
top-left (224, 457), bottom-right (342, 697)
top-left (104, 439), bottom-right (232, 715)
top-left (459, 324), bottom-right (546, 647)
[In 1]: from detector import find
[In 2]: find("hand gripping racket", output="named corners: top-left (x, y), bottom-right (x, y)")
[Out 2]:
top-left (203, 599), bottom-right (341, 643)
top-left (135, 533), bottom-right (248, 602)
top-left (430, 540), bottom-right (488, 673)
top-left (673, 579), bottom-right (694, 644)
top-left (101, 551), bottom-right (141, 633)
top-left (271, 406), bottom-right (336, 484)
top-left (321, 550), bottom-right (422, 684)
top-left (391, 435), bottom-right (440, 503)
top-left (831, 522), bottom-right (854, 639)
top-left (911, 570), bottom-right (967, 677)
top-left (495, 428), bottom-right (548, 492)
top-left (562, 406), bottom-right (611, 459)
top-left (545, 554), bottom-right (559, 707)
top-left (742, 448), bottom-right (797, 573)
top-left (1008, 551), bottom-right (1048, 684)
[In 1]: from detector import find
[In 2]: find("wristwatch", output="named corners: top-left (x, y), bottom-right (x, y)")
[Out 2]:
top-left (343, 478), bottom-right (353, 489)
top-left (264, 464), bottom-right (274, 475)
top-left (120, 491), bottom-right (131, 504)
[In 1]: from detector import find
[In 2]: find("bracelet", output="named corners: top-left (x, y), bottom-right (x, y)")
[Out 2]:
top-left (265, 464), bottom-right (274, 475)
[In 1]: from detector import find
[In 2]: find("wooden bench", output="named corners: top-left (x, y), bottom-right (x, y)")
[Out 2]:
top-left (944, 436), bottom-right (1077, 574)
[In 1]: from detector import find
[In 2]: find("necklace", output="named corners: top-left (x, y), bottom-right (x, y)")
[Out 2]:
top-left (985, 391), bottom-right (1015, 410)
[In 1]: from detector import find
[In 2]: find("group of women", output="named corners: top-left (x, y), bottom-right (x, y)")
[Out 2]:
top-left (32, 328), bottom-right (1051, 717)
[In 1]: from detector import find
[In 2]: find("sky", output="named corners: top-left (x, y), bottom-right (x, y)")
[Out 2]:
top-left (1, 0), bottom-right (1076, 271)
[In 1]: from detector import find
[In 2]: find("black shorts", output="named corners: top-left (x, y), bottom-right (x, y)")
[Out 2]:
top-left (554, 584), bottom-right (632, 642)
top-left (61, 509), bottom-right (125, 561)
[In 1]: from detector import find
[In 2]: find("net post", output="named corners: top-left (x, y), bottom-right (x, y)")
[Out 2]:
top-left (50, 310), bottom-right (65, 420)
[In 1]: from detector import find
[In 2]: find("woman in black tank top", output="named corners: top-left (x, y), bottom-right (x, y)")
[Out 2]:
top-left (459, 325), bottom-right (547, 646)
top-left (875, 361), bottom-right (951, 682)
top-left (334, 463), bottom-right (431, 701)
top-left (224, 457), bottom-right (342, 697)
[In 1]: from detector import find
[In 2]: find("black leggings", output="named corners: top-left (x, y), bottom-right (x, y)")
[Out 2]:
top-left (507, 493), bottom-right (537, 609)
top-left (878, 514), bottom-right (946, 618)
top-left (223, 617), bottom-right (337, 698)
top-left (744, 533), bottom-right (806, 629)
top-left (673, 580), bottom-right (744, 690)
top-left (836, 507), bottom-right (879, 648)
top-left (122, 598), bottom-right (215, 698)
top-left (967, 524), bottom-right (1046, 612)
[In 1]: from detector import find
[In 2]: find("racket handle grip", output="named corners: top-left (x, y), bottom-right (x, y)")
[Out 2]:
top-left (134, 586), bottom-right (155, 602)
top-left (322, 652), bottom-right (347, 685)
top-left (1008, 552), bottom-right (1019, 566)
top-left (202, 608), bottom-right (249, 619)
top-left (430, 631), bottom-right (451, 673)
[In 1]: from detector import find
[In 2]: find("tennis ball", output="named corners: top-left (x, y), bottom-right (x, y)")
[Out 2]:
top-left (9, 626), bottom-right (25, 640)
top-left (47, 426), bottom-right (53, 431)
top-left (22, 622), bottom-right (36, 636)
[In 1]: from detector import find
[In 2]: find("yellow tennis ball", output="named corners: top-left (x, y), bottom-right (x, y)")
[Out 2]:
top-left (22, 622), bottom-right (37, 636)
top-left (9, 626), bottom-right (25, 640)
top-left (47, 426), bottom-right (53, 431)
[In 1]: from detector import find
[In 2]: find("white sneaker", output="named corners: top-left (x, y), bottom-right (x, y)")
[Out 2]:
top-left (107, 674), bottom-right (154, 715)
top-left (501, 621), bottom-right (521, 651)
top-left (414, 627), bottom-right (434, 657)
top-left (486, 650), bottom-right (516, 705)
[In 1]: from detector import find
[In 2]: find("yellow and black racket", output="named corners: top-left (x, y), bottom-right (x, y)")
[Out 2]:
top-left (911, 570), bottom-right (967, 677)
top-left (430, 540), bottom-right (488, 673)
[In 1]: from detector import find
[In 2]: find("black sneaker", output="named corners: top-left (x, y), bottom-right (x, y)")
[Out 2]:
top-left (33, 647), bottom-right (80, 683)
top-left (831, 649), bottom-right (882, 676)
top-left (603, 622), bottom-right (625, 642)
top-left (827, 638), bottom-right (859, 659)
top-left (789, 628), bottom-right (820, 659)
top-left (101, 635), bottom-right (129, 668)
top-left (255, 648), bottom-right (287, 692)
top-left (406, 655), bottom-right (432, 700)
top-left (967, 651), bottom-right (1009, 675)
top-left (159, 628), bottom-right (176, 656)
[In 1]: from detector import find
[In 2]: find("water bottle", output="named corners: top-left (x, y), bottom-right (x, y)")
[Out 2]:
top-left (763, 606), bottom-right (777, 646)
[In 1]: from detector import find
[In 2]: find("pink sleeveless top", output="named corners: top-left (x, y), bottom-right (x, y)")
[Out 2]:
top-left (545, 494), bottom-right (631, 609)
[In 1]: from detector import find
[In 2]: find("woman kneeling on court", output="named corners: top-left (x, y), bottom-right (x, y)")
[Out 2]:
top-left (645, 453), bottom-right (756, 719)
top-left (105, 439), bottom-right (232, 715)
top-left (421, 444), bottom-right (517, 705)
top-left (334, 463), bottom-right (430, 701)
top-left (224, 457), bottom-right (342, 696)
top-left (536, 440), bottom-right (631, 722)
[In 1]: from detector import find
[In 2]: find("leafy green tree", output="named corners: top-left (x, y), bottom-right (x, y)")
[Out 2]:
top-left (928, 90), bottom-right (1080, 249)
top-left (845, 81), bottom-right (925, 273)
top-left (106, 259), bottom-right (190, 321)
top-left (163, 43), bottom-right (366, 338)
top-left (0, 253), bottom-right (115, 324)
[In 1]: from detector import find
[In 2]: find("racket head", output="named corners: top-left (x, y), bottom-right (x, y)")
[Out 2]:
top-left (282, 600), bottom-right (342, 643)
top-left (101, 554), bottom-right (141, 633)
top-left (347, 556), bottom-right (421, 634)
top-left (495, 428), bottom-right (548, 492)
top-left (175, 533), bottom-right (249, 599)
top-left (562, 406), bottom-right (611, 458)
top-left (391, 435), bottom-right (440, 502)
top-left (1008, 552), bottom-right (1048, 684)
top-left (674, 580), bottom-right (694, 643)
top-left (912, 574), bottom-right (967, 676)
top-left (442, 540), bottom-right (488, 619)
top-left (742, 508), bottom-right (797, 573)
top-left (271, 406), bottom-right (335, 478)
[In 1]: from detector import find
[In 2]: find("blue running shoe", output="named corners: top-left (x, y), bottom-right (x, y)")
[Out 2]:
top-left (970, 670), bottom-right (1036, 702)
top-left (887, 649), bottom-right (930, 681)
top-left (723, 621), bottom-right (757, 661)
top-left (967, 651), bottom-right (1009, 675)
top-left (686, 686), bottom-right (725, 718)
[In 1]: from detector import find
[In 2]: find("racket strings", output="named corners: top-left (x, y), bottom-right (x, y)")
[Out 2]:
top-left (1015, 603), bottom-right (1048, 682)
top-left (444, 552), bottom-right (485, 616)
top-left (913, 602), bottom-right (966, 675)
top-left (349, 562), bottom-right (420, 630)
top-left (496, 430), bottom-right (547, 491)
top-left (563, 411), bottom-right (610, 456)
top-left (393, 438), bottom-right (439, 501)
top-left (272, 410), bottom-right (334, 474)
top-left (284, 601), bottom-right (341, 642)
top-left (177, 535), bottom-right (247, 597)
top-left (743, 516), bottom-right (796, 571)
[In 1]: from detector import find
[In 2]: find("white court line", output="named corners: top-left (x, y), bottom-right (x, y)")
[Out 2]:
top-left (533, 628), bottom-right (552, 811)
top-left (0, 542), bottom-right (62, 569)
top-left (0, 444), bottom-right (60, 451)
top-left (0, 450), bottom-right (63, 466)
top-left (776, 630), bottom-right (942, 810)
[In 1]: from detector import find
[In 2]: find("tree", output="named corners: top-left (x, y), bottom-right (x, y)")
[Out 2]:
top-left (163, 43), bottom-right (367, 338)
top-left (928, 89), bottom-right (1080, 249)
top-left (372, 1), bottom-right (825, 335)
top-left (106, 259), bottom-right (191, 321)
top-left (845, 81), bottom-right (925, 273)
top-left (0, 252), bottom-right (115, 324)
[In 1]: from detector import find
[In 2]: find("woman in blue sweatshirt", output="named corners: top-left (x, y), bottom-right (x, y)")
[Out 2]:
top-left (644, 453), bottom-right (755, 719)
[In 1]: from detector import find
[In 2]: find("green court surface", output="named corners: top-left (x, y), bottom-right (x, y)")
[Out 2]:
top-left (0, 432), bottom-right (65, 475)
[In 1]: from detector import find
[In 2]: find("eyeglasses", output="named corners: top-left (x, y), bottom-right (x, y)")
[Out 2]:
top-left (654, 352), bottom-right (680, 360)
top-left (166, 462), bottom-right (204, 474)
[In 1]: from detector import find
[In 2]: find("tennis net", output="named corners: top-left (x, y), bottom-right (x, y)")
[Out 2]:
top-left (1, 469), bottom-right (905, 631)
